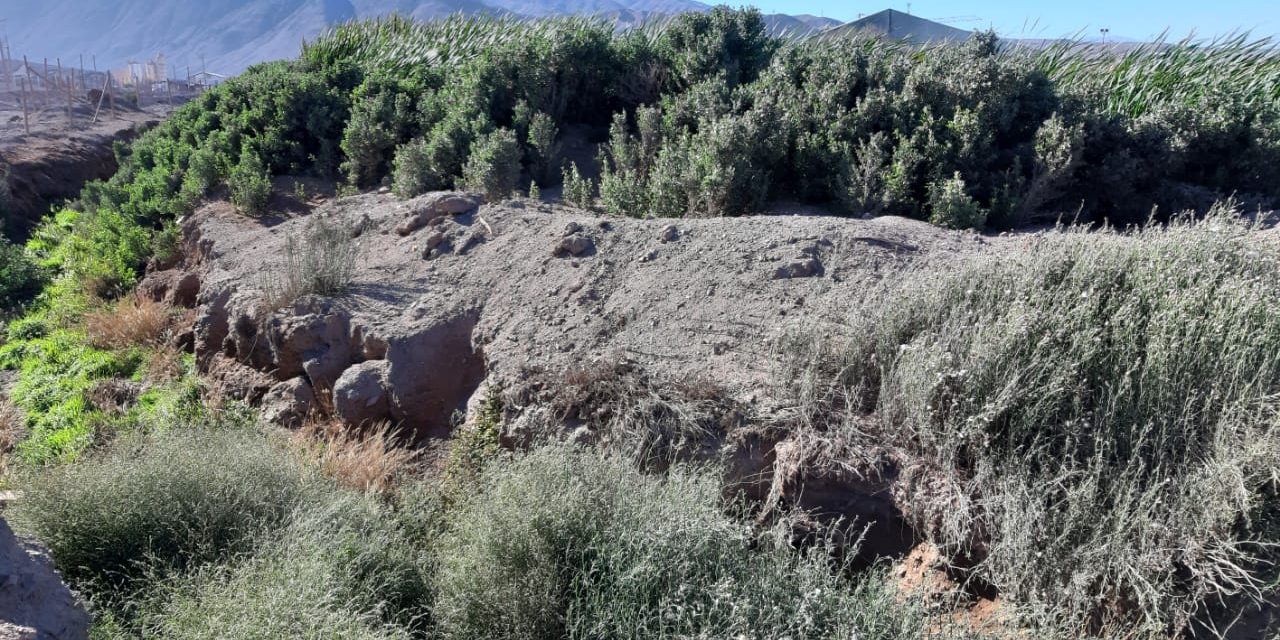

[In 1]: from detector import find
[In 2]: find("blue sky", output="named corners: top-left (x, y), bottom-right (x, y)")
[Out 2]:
top-left (745, 1), bottom-right (1280, 40)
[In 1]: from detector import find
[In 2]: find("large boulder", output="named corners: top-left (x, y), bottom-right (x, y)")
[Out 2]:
top-left (333, 360), bottom-right (391, 426)
top-left (0, 518), bottom-right (89, 640)
top-left (396, 192), bottom-right (482, 236)
top-left (260, 377), bottom-right (317, 429)
top-left (266, 299), bottom-right (353, 390)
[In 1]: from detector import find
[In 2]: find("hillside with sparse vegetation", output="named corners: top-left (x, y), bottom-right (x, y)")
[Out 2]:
top-left (2, 7), bottom-right (1280, 640)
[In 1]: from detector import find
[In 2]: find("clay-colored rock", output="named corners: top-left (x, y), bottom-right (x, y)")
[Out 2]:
top-left (260, 377), bottom-right (317, 428)
top-left (267, 300), bottom-right (353, 388)
top-left (333, 360), bottom-right (391, 426)
top-left (554, 234), bottom-right (594, 257)
top-left (396, 192), bottom-right (482, 236)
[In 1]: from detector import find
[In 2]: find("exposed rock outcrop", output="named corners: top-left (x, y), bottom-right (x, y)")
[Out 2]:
top-left (333, 360), bottom-right (390, 426)
top-left (0, 113), bottom-right (158, 242)
top-left (260, 377), bottom-right (317, 429)
top-left (0, 518), bottom-right (88, 640)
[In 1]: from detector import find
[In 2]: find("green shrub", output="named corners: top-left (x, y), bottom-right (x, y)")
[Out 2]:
top-left (0, 237), bottom-right (44, 310)
top-left (517, 104), bottom-right (561, 187)
top-left (927, 172), bottom-right (986, 230)
top-left (656, 7), bottom-right (774, 90)
top-left (341, 97), bottom-right (396, 188)
top-left (178, 146), bottom-right (223, 207)
top-left (228, 151), bottom-right (272, 217)
top-left (391, 137), bottom-right (433, 198)
top-left (561, 162), bottom-right (594, 210)
top-left (792, 208), bottom-right (1280, 632)
top-left (416, 109), bottom-right (483, 192)
top-left (139, 494), bottom-right (432, 640)
top-left (265, 215), bottom-right (361, 307)
top-left (10, 427), bottom-right (325, 598)
top-left (598, 108), bottom-right (660, 217)
top-left (461, 128), bottom-right (521, 201)
top-left (433, 445), bottom-right (927, 640)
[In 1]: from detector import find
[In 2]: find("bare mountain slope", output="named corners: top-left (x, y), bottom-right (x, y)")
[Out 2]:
top-left (828, 9), bottom-right (973, 42)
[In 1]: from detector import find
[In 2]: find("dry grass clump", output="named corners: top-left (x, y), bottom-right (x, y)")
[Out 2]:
top-left (786, 205), bottom-right (1280, 635)
top-left (264, 215), bottom-right (361, 309)
top-left (144, 342), bottom-right (188, 384)
top-left (84, 294), bottom-right (173, 350)
top-left (506, 359), bottom-right (747, 467)
top-left (297, 419), bottom-right (420, 494)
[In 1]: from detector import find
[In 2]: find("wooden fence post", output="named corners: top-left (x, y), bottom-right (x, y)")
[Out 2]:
top-left (91, 74), bottom-right (109, 123)
top-left (19, 79), bottom-right (30, 135)
top-left (57, 58), bottom-right (71, 125)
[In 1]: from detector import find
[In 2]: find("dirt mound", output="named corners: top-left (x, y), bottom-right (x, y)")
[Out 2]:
top-left (159, 186), bottom-right (999, 575)
top-left (0, 517), bottom-right (88, 640)
top-left (177, 188), bottom-right (992, 430)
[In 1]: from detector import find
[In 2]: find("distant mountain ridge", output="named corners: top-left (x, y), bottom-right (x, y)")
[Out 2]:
top-left (828, 9), bottom-right (972, 42)
top-left (2, 2), bottom-right (919, 78)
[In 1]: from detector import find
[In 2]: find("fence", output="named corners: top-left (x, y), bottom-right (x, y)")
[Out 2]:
top-left (0, 42), bottom-right (212, 135)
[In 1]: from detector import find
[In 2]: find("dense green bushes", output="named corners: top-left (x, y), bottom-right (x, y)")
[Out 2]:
top-left (10, 8), bottom-right (1276, 315)
top-left (296, 11), bottom-right (1278, 228)
top-left (14, 427), bottom-right (934, 639)
top-left (434, 445), bottom-right (923, 640)
top-left (790, 208), bottom-right (1280, 633)
top-left (10, 428), bottom-right (324, 597)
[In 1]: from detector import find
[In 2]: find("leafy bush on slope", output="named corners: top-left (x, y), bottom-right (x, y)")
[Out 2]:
top-left (789, 208), bottom-right (1280, 633)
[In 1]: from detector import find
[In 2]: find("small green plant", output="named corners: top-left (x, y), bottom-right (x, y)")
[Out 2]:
top-left (179, 146), bottom-right (223, 207)
top-left (266, 216), bottom-right (361, 307)
top-left (228, 152), bottom-right (272, 217)
top-left (461, 128), bottom-right (521, 201)
top-left (150, 221), bottom-right (182, 268)
top-left (0, 238), bottom-right (44, 311)
top-left (527, 181), bottom-right (540, 200)
top-left (561, 161), bottom-right (595, 210)
top-left (441, 391), bottom-right (504, 492)
top-left (523, 108), bottom-right (561, 187)
top-left (391, 137), bottom-right (433, 198)
top-left (927, 172), bottom-right (986, 230)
